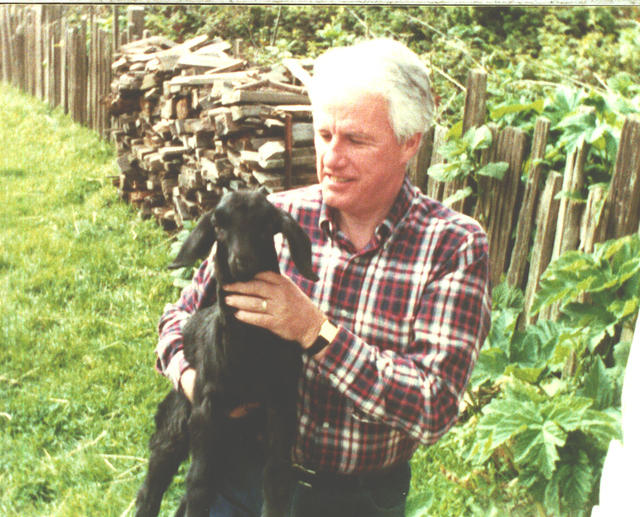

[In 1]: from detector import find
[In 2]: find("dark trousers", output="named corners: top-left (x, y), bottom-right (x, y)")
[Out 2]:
top-left (289, 462), bottom-right (411, 517)
top-left (210, 459), bottom-right (410, 517)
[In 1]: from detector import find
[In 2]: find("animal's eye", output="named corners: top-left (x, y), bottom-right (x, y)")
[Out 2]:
top-left (212, 223), bottom-right (225, 237)
top-left (213, 210), bottom-right (227, 227)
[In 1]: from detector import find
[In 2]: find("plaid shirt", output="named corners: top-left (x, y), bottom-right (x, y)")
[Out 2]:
top-left (155, 177), bottom-right (491, 474)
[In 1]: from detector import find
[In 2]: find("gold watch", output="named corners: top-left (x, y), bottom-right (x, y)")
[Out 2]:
top-left (305, 319), bottom-right (338, 356)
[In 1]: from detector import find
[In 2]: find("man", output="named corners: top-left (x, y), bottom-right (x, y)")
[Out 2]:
top-left (155, 38), bottom-right (492, 517)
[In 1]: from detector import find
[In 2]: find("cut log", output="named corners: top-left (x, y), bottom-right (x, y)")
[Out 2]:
top-left (221, 89), bottom-right (310, 106)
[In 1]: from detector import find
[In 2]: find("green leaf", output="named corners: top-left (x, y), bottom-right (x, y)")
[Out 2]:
top-left (427, 162), bottom-right (460, 183)
top-left (545, 395), bottom-right (592, 432)
top-left (467, 125), bottom-right (493, 151)
top-left (579, 356), bottom-right (614, 410)
top-left (555, 451), bottom-right (594, 512)
top-left (446, 120), bottom-right (463, 139)
top-left (490, 99), bottom-right (545, 120)
top-left (513, 420), bottom-right (565, 479)
top-left (579, 408), bottom-right (622, 448)
top-left (474, 395), bottom-right (539, 462)
top-left (505, 365), bottom-right (546, 384)
top-left (476, 161), bottom-right (509, 179)
top-left (543, 473), bottom-right (561, 516)
top-left (443, 186), bottom-right (472, 207)
top-left (554, 189), bottom-right (586, 202)
top-left (607, 298), bottom-right (639, 322)
top-left (470, 347), bottom-right (508, 388)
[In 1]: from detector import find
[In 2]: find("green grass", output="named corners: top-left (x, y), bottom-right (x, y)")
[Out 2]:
top-left (0, 83), bottom-right (186, 516)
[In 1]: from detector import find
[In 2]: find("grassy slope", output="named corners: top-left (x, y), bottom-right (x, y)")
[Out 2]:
top-left (0, 83), bottom-right (186, 516)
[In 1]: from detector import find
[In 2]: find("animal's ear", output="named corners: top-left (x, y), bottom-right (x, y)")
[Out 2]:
top-left (276, 209), bottom-right (319, 281)
top-left (168, 211), bottom-right (217, 270)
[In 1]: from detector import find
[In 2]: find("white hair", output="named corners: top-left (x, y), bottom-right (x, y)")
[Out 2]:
top-left (309, 38), bottom-right (434, 143)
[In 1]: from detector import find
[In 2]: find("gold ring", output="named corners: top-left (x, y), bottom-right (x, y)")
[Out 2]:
top-left (261, 300), bottom-right (268, 312)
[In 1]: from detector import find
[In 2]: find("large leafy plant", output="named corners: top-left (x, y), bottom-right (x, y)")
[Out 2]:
top-left (469, 380), bottom-right (619, 516)
top-left (456, 234), bottom-right (639, 515)
top-left (532, 234), bottom-right (640, 353)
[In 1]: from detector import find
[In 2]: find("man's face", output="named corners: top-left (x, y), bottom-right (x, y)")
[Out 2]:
top-left (313, 90), bottom-right (419, 223)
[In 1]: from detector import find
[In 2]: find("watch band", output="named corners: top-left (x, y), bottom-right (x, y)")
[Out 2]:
top-left (304, 319), bottom-right (338, 356)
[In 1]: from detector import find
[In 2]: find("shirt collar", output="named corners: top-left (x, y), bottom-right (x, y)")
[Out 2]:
top-left (319, 176), bottom-right (416, 245)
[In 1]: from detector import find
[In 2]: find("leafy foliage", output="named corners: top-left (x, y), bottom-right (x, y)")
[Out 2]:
top-left (427, 124), bottom-right (508, 205)
top-left (533, 234), bottom-right (640, 352)
top-left (468, 380), bottom-right (620, 516)
top-left (435, 235), bottom-right (639, 516)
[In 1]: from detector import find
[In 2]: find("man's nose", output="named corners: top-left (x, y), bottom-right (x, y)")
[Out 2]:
top-left (322, 137), bottom-right (346, 168)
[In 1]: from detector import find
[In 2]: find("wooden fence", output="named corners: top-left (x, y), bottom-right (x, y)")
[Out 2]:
top-left (2, 5), bottom-right (639, 324)
top-left (0, 4), bottom-right (145, 138)
top-left (408, 71), bottom-right (640, 322)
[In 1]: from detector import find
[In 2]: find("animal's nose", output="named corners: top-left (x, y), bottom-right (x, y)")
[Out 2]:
top-left (231, 254), bottom-right (249, 270)
top-left (230, 254), bottom-right (254, 280)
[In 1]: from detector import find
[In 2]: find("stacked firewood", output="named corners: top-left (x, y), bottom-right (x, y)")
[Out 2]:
top-left (109, 34), bottom-right (316, 230)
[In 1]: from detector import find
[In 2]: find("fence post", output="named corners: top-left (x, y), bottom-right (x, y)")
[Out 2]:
top-left (52, 17), bottom-right (62, 109)
top-left (34, 4), bottom-right (45, 99)
top-left (407, 125), bottom-right (434, 193)
top-left (442, 68), bottom-right (487, 214)
top-left (68, 26), bottom-right (84, 123)
top-left (605, 115), bottom-right (640, 240)
top-left (475, 126), bottom-right (527, 287)
top-left (14, 16), bottom-right (25, 90)
top-left (506, 117), bottom-right (550, 289)
top-left (552, 141), bottom-right (587, 259)
top-left (580, 184), bottom-right (608, 254)
top-left (425, 125), bottom-right (448, 202)
top-left (523, 171), bottom-right (563, 325)
top-left (462, 69), bottom-right (488, 134)
top-left (60, 18), bottom-right (68, 114)
top-left (0, 6), bottom-right (9, 83)
top-left (127, 6), bottom-right (145, 42)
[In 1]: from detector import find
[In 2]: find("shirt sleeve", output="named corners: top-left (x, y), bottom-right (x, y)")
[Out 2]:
top-left (312, 229), bottom-right (492, 445)
top-left (154, 256), bottom-right (215, 390)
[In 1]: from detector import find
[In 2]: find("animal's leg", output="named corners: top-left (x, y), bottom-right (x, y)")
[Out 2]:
top-left (262, 378), bottom-right (299, 517)
top-left (136, 393), bottom-right (190, 517)
top-left (184, 400), bottom-right (222, 517)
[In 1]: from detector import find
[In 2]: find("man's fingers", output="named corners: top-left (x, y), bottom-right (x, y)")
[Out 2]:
top-left (225, 294), bottom-right (270, 314)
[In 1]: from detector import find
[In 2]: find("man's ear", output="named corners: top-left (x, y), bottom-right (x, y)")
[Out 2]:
top-left (401, 132), bottom-right (423, 163)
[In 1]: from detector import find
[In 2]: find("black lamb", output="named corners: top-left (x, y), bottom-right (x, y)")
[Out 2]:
top-left (135, 190), bottom-right (319, 517)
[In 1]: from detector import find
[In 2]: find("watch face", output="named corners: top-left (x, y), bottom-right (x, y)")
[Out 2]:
top-left (319, 321), bottom-right (339, 342)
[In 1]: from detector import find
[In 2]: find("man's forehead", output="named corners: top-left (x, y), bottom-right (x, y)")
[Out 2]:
top-left (312, 93), bottom-right (389, 132)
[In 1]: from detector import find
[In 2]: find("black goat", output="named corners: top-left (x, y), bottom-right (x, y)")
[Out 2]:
top-left (135, 190), bottom-right (318, 517)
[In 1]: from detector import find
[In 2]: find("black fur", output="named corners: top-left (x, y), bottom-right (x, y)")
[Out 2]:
top-left (135, 191), bottom-right (318, 517)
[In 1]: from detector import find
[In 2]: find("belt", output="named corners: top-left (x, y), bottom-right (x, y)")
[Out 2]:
top-left (291, 461), bottom-right (410, 491)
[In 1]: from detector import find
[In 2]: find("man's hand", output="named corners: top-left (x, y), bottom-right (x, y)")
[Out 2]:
top-left (179, 367), bottom-right (260, 417)
top-left (224, 271), bottom-right (325, 349)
